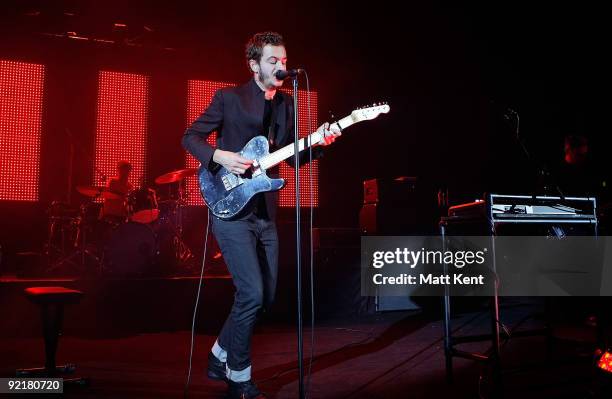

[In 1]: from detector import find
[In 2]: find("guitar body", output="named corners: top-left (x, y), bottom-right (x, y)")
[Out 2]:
top-left (198, 136), bottom-right (285, 219)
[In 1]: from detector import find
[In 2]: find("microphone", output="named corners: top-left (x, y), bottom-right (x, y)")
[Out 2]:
top-left (274, 69), bottom-right (303, 80)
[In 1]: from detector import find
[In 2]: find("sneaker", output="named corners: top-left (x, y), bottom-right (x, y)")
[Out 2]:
top-left (227, 379), bottom-right (266, 399)
top-left (207, 352), bottom-right (228, 382)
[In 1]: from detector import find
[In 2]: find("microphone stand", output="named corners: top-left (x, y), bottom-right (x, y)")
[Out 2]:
top-left (63, 128), bottom-right (76, 204)
top-left (292, 75), bottom-right (305, 399)
top-left (64, 128), bottom-right (109, 195)
top-left (508, 110), bottom-right (565, 200)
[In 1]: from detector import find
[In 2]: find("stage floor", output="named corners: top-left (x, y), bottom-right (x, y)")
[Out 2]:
top-left (0, 294), bottom-right (602, 398)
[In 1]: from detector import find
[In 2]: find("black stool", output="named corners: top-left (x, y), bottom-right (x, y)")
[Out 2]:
top-left (17, 286), bottom-right (88, 385)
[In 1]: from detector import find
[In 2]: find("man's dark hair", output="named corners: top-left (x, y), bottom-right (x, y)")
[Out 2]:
top-left (245, 32), bottom-right (285, 69)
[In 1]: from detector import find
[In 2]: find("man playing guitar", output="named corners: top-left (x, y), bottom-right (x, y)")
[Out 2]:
top-left (182, 31), bottom-right (340, 398)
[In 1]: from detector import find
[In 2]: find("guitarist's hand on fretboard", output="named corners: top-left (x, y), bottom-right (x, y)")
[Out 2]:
top-left (314, 122), bottom-right (342, 146)
top-left (212, 149), bottom-right (254, 174)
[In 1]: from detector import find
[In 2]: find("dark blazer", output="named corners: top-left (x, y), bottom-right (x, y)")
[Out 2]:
top-left (182, 78), bottom-right (321, 220)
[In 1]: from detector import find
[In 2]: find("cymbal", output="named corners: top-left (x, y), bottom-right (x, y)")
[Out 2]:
top-left (155, 168), bottom-right (198, 185)
top-left (76, 185), bottom-right (122, 199)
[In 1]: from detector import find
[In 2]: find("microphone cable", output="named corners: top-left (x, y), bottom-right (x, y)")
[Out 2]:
top-left (184, 207), bottom-right (211, 398)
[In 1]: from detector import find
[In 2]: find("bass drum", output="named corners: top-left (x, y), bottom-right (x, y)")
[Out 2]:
top-left (105, 222), bottom-right (156, 276)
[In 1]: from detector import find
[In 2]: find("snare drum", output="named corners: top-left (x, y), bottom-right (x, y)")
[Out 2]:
top-left (128, 188), bottom-right (159, 224)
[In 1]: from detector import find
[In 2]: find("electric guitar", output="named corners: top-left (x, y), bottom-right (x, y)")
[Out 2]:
top-left (198, 103), bottom-right (390, 219)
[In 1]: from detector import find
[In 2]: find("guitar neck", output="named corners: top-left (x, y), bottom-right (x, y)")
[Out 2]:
top-left (259, 114), bottom-right (354, 170)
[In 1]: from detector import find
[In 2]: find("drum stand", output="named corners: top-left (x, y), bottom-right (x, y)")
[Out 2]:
top-left (170, 183), bottom-right (193, 264)
top-left (157, 181), bottom-right (193, 265)
top-left (44, 202), bottom-right (79, 263)
top-left (47, 203), bottom-right (105, 274)
top-left (154, 169), bottom-right (200, 271)
top-left (45, 216), bottom-right (71, 263)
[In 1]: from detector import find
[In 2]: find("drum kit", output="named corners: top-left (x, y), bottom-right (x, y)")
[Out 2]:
top-left (46, 167), bottom-right (199, 276)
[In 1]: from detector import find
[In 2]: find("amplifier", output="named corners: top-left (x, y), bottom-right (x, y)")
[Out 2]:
top-left (363, 176), bottom-right (417, 205)
top-left (360, 177), bottom-right (439, 235)
top-left (448, 194), bottom-right (597, 224)
top-left (312, 228), bottom-right (360, 250)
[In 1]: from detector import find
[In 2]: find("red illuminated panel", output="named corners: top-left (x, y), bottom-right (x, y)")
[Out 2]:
top-left (185, 80), bottom-right (235, 205)
top-left (0, 60), bottom-right (45, 201)
top-left (598, 351), bottom-right (612, 373)
top-left (278, 89), bottom-right (319, 207)
top-left (93, 71), bottom-right (149, 192)
top-left (185, 81), bottom-right (319, 208)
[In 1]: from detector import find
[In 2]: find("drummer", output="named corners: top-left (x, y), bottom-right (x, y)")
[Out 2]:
top-left (101, 160), bottom-right (133, 221)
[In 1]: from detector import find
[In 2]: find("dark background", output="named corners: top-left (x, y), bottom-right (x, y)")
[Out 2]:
top-left (0, 1), bottom-right (609, 256)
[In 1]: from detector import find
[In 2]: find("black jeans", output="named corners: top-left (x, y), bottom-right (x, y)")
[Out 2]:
top-left (212, 212), bottom-right (279, 371)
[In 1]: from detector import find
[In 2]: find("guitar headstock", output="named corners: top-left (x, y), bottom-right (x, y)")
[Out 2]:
top-left (351, 103), bottom-right (390, 122)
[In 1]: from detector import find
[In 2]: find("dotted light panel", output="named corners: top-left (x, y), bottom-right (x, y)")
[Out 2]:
top-left (598, 351), bottom-right (612, 373)
top-left (278, 88), bottom-right (319, 208)
top-left (94, 71), bottom-right (149, 191)
top-left (0, 60), bottom-right (45, 201)
top-left (185, 81), bottom-right (319, 207)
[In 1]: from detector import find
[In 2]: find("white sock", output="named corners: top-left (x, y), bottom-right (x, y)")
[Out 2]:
top-left (227, 365), bottom-right (251, 382)
top-left (211, 340), bottom-right (227, 363)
